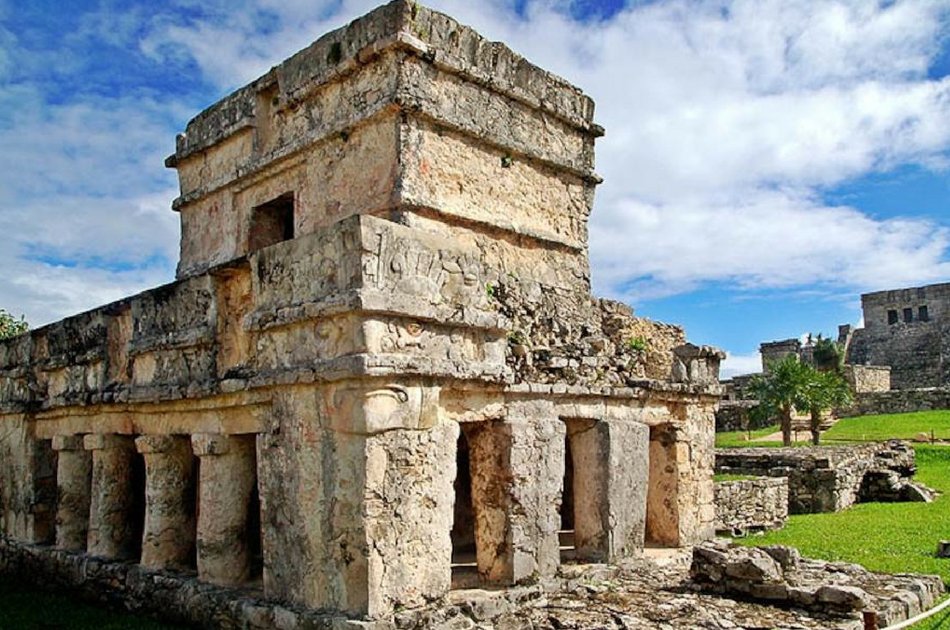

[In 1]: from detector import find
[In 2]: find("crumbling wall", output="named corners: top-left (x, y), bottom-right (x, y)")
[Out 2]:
top-left (492, 284), bottom-right (685, 387)
top-left (715, 441), bottom-right (918, 514)
top-left (841, 387), bottom-right (950, 417)
top-left (714, 476), bottom-right (788, 535)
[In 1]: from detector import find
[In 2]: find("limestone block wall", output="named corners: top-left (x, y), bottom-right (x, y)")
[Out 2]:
top-left (845, 283), bottom-right (950, 390)
top-left (714, 476), bottom-right (788, 534)
top-left (840, 387), bottom-right (950, 417)
top-left (714, 400), bottom-right (773, 433)
top-left (842, 364), bottom-right (891, 393)
top-left (715, 442), bottom-right (916, 514)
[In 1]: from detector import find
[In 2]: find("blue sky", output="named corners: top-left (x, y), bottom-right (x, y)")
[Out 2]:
top-left (1, 0), bottom-right (949, 377)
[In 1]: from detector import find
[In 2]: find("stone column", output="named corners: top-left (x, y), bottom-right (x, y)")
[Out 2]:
top-left (136, 435), bottom-right (196, 570)
top-left (646, 423), bottom-right (681, 547)
top-left (191, 433), bottom-right (256, 586)
top-left (52, 435), bottom-right (92, 551)
top-left (568, 419), bottom-right (649, 562)
top-left (84, 434), bottom-right (137, 559)
top-left (468, 405), bottom-right (565, 585)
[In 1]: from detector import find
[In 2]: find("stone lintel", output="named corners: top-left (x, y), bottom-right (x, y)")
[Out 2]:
top-left (135, 434), bottom-right (186, 454)
top-left (84, 433), bottom-right (132, 451)
top-left (51, 434), bottom-right (85, 451)
top-left (191, 433), bottom-right (233, 456)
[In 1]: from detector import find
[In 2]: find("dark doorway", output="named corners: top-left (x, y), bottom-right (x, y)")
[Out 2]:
top-left (451, 429), bottom-right (478, 589)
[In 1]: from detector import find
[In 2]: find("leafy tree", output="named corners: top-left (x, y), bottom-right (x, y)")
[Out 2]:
top-left (748, 354), bottom-right (812, 447)
top-left (0, 309), bottom-right (28, 340)
top-left (811, 335), bottom-right (844, 373)
top-left (803, 370), bottom-right (853, 445)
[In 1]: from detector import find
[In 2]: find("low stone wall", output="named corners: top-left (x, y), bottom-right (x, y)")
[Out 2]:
top-left (841, 387), bottom-right (950, 417)
top-left (715, 477), bottom-right (788, 535)
top-left (715, 441), bottom-right (916, 514)
top-left (715, 400), bottom-right (772, 433)
top-left (692, 540), bottom-right (945, 628)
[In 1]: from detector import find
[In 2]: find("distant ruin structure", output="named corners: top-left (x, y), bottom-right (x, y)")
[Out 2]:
top-left (0, 2), bottom-right (723, 625)
top-left (842, 282), bottom-right (950, 390)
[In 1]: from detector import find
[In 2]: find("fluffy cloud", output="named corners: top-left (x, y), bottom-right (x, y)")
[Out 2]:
top-left (140, 0), bottom-right (950, 299)
top-left (720, 351), bottom-right (762, 379)
top-left (3, 0), bottom-right (950, 337)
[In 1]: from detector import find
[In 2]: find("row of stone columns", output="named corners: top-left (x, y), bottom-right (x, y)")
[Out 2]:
top-left (49, 432), bottom-right (258, 586)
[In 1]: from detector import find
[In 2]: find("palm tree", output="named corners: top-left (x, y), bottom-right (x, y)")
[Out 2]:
top-left (748, 355), bottom-right (812, 447)
top-left (803, 369), bottom-right (853, 445)
top-left (811, 336), bottom-right (844, 373)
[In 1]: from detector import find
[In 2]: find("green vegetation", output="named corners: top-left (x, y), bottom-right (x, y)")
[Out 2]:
top-left (715, 410), bottom-right (950, 448)
top-left (718, 411), bottom-right (950, 628)
top-left (748, 355), bottom-right (852, 446)
top-left (734, 444), bottom-right (950, 630)
top-left (810, 334), bottom-right (844, 372)
top-left (713, 473), bottom-right (757, 482)
top-left (824, 411), bottom-right (950, 442)
top-left (0, 309), bottom-right (28, 340)
top-left (626, 336), bottom-right (648, 353)
top-left (715, 424), bottom-right (783, 448)
top-left (0, 578), bottom-right (184, 629)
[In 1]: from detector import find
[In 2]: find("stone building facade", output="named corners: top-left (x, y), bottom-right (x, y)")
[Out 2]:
top-left (0, 2), bottom-right (722, 624)
top-left (843, 282), bottom-right (950, 390)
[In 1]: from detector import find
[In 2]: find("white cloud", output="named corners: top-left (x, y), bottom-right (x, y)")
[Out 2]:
top-left (139, 0), bottom-right (950, 301)
top-left (721, 351), bottom-right (762, 379)
top-left (4, 0), bottom-right (950, 341)
top-left (0, 84), bottom-right (180, 326)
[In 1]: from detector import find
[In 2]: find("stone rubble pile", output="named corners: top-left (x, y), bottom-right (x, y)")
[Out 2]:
top-left (859, 469), bottom-right (935, 503)
top-left (691, 540), bottom-right (945, 628)
top-left (715, 441), bottom-right (930, 514)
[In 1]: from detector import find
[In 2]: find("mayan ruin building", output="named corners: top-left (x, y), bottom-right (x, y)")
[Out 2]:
top-left (841, 282), bottom-right (950, 390)
top-left (0, 1), bottom-right (727, 626)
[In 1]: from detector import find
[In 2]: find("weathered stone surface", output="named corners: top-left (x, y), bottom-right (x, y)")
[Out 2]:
top-left (714, 476), bottom-right (788, 535)
top-left (192, 433), bottom-right (257, 586)
top-left (85, 434), bottom-right (139, 559)
top-left (136, 435), bottom-right (196, 570)
top-left (715, 441), bottom-right (921, 514)
top-left (691, 540), bottom-right (944, 625)
top-left (843, 282), bottom-right (950, 390)
top-left (52, 435), bottom-right (92, 551)
top-left (0, 1), bottom-right (726, 626)
top-left (841, 386), bottom-right (950, 417)
top-left (2, 536), bottom-right (944, 630)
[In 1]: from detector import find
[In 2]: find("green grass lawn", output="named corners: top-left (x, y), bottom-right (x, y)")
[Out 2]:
top-left (718, 412), bottom-right (950, 629)
top-left (0, 578), bottom-right (187, 629)
top-left (734, 444), bottom-right (950, 582)
top-left (733, 444), bottom-right (950, 628)
top-left (825, 410), bottom-right (950, 442)
top-left (715, 409), bottom-right (950, 448)
top-left (715, 424), bottom-right (783, 447)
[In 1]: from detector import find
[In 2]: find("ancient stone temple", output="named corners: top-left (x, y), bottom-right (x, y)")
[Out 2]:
top-left (0, 1), bottom-right (722, 624)
top-left (843, 282), bottom-right (950, 390)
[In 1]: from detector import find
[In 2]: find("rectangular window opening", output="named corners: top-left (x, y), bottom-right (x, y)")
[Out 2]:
top-left (248, 193), bottom-right (295, 252)
top-left (887, 310), bottom-right (899, 325)
top-left (919, 305), bottom-right (930, 322)
top-left (903, 307), bottom-right (914, 323)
